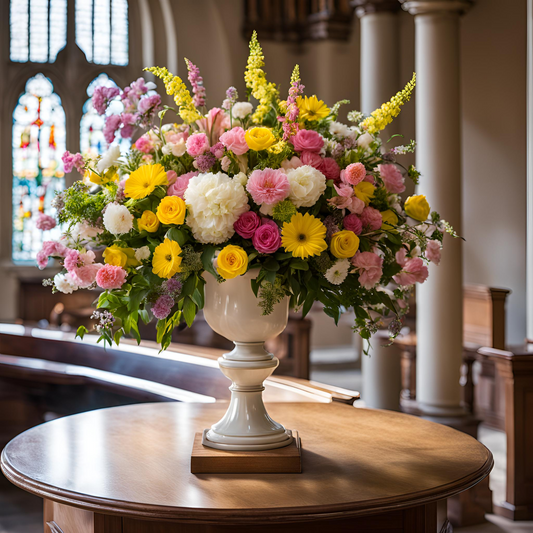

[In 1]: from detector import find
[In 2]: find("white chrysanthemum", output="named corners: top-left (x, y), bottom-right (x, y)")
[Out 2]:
top-left (357, 132), bottom-right (374, 150)
top-left (184, 172), bottom-right (249, 244)
top-left (162, 138), bottom-right (186, 157)
top-left (329, 121), bottom-right (353, 139)
top-left (232, 102), bottom-right (253, 119)
top-left (103, 203), bottom-right (133, 235)
top-left (97, 145), bottom-right (121, 173)
top-left (324, 259), bottom-right (350, 285)
top-left (134, 246), bottom-right (151, 262)
top-left (286, 165), bottom-right (327, 208)
top-left (54, 272), bottom-right (78, 294)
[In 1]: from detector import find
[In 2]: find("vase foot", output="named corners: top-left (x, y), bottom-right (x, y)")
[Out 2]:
top-left (202, 429), bottom-right (294, 451)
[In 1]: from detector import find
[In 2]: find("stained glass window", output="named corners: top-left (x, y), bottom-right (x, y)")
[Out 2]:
top-left (12, 74), bottom-right (66, 262)
top-left (76, 0), bottom-right (129, 66)
top-left (10, 0), bottom-right (68, 63)
top-left (80, 73), bottom-right (130, 157)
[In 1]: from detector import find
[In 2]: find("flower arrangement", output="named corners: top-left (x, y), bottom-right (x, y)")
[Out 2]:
top-left (38, 31), bottom-right (452, 350)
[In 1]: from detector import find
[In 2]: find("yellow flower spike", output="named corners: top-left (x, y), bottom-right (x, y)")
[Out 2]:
top-left (354, 182), bottom-right (375, 205)
top-left (361, 73), bottom-right (416, 134)
top-left (125, 163), bottom-right (168, 200)
top-left (281, 212), bottom-right (327, 259)
top-left (216, 245), bottom-right (249, 280)
top-left (297, 95), bottom-right (330, 122)
top-left (152, 238), bottom-right (182, 279)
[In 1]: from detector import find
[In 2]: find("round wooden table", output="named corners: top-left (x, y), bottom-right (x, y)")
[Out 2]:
top-left (1, 402), bottom-right (493, 533)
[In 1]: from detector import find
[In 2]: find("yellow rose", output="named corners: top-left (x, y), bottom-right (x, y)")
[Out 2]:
top-left (381, 209), bottom-right (399, 231)
top-left (354, 182), bottom-right (375, 205)
top-left (156, 196), bottom-right (186, 225)
top-left (245, 127), bottom-right (276, 151)
top-left (138, 210), bottom-right (160, 233)
top-left (330, 230), bottom-right (360, 259)
top-left (405, 195), bottom-right (430, 221)
top-left (103, 245), bottom-right (140, 267)
top-left (216, 245), bottom-right (248, 280)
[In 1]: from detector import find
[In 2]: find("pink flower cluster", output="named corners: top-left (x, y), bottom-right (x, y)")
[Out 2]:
top-left (378, 164), bottom-right (405, 194)
top-left (152, 294), bottom-right (175, 320)
top-left (328, 183), bottom-right (364, 214)
top-left (35, 213), bottom-right (57, 231)
top-left (96, 264), bottom-right (127, 290)
top-left (279, 76), bottom-right (305, 140)
top-left (186, 59), bottom-right (206, 108)
top-left (351, 252), bottom-right (383, 290)
top-left (36, 240), bottom-right (68, 269)
top-left (63, 249), bottom-right (104, 288)
top-left (62, 151), bottom-right (85, 174)
top-left (393, 248), bottom-right (429, 286)
top-left (234, 212), bottom-right (281, 254)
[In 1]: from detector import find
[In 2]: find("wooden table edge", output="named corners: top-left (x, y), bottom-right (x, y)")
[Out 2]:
top-left (1, 445), bottom-right (494, 525)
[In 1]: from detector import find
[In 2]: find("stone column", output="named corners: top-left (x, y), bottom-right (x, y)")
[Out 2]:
top-left (401, 0), bottom-right (473, 421)
top-left (527, 0), bottom-right (533, 341)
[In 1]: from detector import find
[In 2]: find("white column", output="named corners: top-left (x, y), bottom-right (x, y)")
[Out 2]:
top-left (527, 0), bottom-right (533, 340)
top-left (401, 0), bottom-right (472, 416)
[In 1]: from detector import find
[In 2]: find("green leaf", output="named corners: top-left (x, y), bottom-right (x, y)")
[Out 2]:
top-left (182, 274), bottom-right (197, 297)
top-left (202, 245), bottom-right (218, 278)
top-left (166, 227), bottom-right (187, 246)
top-left (302, 291), bottom-right (316, 317)
top-left (190, 287), bottom-right (204, 309)
top-left (113, 329), bottom-right (123, 345)
top-left (183, 297), bottom-right (197, 328)
top-left (263, 257), bottom-right (280, 272)
top-left (290, 258), bottom-right (309, 271)
top-left (156, 319), bottom-right (167, 344)
top-left (76, 325), bottom-right (88, 340)
top-left (139, 309), bottom-right (150, 325)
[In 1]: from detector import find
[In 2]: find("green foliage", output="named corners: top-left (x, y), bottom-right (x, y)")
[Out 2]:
top-left (407, 164), bottom-right (421, 185)
top-left (58, 182), bottom-right (107, 226)
top-left (272, 199), bottom-right (297, 224)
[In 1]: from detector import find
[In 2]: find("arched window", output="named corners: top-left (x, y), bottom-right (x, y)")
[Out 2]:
top-left (76, 0), bottom-right (129, 66)
top-left (12, 74), bottom-right (66, 262)
top-left (10, 0), bottom-right (68, 63)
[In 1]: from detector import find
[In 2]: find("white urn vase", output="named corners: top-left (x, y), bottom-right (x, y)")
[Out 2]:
top-left (202, 271), bottom-right (294, 450)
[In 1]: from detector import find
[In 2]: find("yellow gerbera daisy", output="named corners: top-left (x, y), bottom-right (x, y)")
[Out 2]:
top-left (281, 212), bottom-right (328, 259)
top-left (297, 95), bottom-right (330, 122)
top-left (152, 238), bottom-right (182, 279)
top-left (354, 182), bottom-right (375, 205)
top-left (125, 163), bottom-right (168, 200)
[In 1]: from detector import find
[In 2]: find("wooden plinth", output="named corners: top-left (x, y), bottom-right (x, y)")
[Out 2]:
top-left (190, 431), bottom-right (301, 474)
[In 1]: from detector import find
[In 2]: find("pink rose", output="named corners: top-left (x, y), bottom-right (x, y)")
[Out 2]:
top-left (166, 170), bottom-right (177, 185)
top-left (252, 220), bottom-right (281, 254)
top-left (186, 133), bottom-right (210, 157)
top-left (379, 164), bottom-right (405, 194)
top-left (246, 168), bottom-right (290, 206)
top-left (300, 151), bottom-right (323, 170)
top-left (351, 251), bottom-right (383, 289)
top-left (281, 156), bottom-right (302, 171)
top-left (96, 264), bottom-right (127, 290)
top-left (320, 158), bottom-right (340, 182)
top-left (220, 127), bottom-right (249, 156)
top-left (342, 162), bottom-right (366, 186)
top-left (425, 240), bottom-right (441, 265)
top-left (393, 257), bottom-right (429, 286)
top-left (291, 129), bottom-right (324, 153)
top-left (234, 211), bottom-right (261, 239)
top-left (343, 214), bottom-right (363, 235)
top-left (360, 206), bottom-right (382, 231)
top-left (167, 171), bottom-right (198, 199)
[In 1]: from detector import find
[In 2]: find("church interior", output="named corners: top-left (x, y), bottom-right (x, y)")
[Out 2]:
top-left (0, 1), bottom-right (532, 532)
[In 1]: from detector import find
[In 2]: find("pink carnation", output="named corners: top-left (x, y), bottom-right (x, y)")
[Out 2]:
top-left (64, 249), bottom-right (82, 273)
top-left (186, 133), bottom-right (210, 157)
top-left (42, 240), bottom-right (68, 258)
top-left (220, 127), bottom-right (249, 156)
top-left (343, 214), bottom-right (363, 235)
top-left (425, 240), bottom-right (441, 265)
top-left (281, 156), bottom-right (302, 171)
top-left (135, 134), bottom-right (154, 154)
top-left (252, 219), bottom-right (281, 254)
top-left (35, 213), bottom-right (56, 231)
top-left (152, 294), bottom-right (174, 320)
top-left (342, 162), bottom-right (366, 186)
top-left (71, 263), bottom-right (102, 288)
top-left (246, 168), bottom-right (290, 206)
top-left (234, 211), bottom-right (261, 239)
top-left (96, 264), bottom-right (127, 290)
top-left (351, 252), bottom-right (383, 289)
top-left (291, 129), bottom-right (324, 153)
top-left (360, 206), bottom-right (382, 231)
top-left (379, 164), bottom-right (405, 194)
top-left (167, 171), bottom-right (198, 199)
top-left (320, 157), bottom-right (340, 181)
top-left (393, 257), bottom-right (429, 286)
top-left (300, 151), bottom-right (323, 170)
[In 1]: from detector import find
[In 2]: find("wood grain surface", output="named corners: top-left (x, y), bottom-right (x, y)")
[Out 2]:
top-left (1, 402), bottom-right (493, 525)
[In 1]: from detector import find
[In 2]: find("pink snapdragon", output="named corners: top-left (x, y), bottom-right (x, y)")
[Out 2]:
top-left (252, 219), bottom-right (281, 254)
top-left (360, 206), bottom-right (382, 231)
top-left (96, 264), bottom-right (127, 290)
top-left (186, 133), bottom-right (210, 157)
top-left (35, 213), bottom-right (56, 231)
top-left (62, 151), bottom-right (85, 174)
top-left (279, 74), bottom-right (304, 140)
top-left (186, 59), bottom-right (206, 108)
top-left (393, 257), bottom-right (429, 286)
top-left (291, 129), bottom-right (324, 153)
top-left (379, 164), bottom-right (405, 194)
top-left (167, 171), bottom-right (198, 199)
top-left (246, 168), bottom-right (290, 206)
top-left (220, 127), bottom-right (249, 155)
top-left (425, 240), bottom-right (442, 265)
top-left (341, 162), bottom-right (366, 186)
top-left (234, 211), bottom-right (261, 239)
top-left (343, 214), bottom-right (363, 235)
top-left (351, 252), bottom-right (383, 289)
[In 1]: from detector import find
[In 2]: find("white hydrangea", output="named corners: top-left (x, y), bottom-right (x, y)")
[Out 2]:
top-left (54, 272), bottom-right (78, 294)
top-left (329, 121), bottom-right (353, 139)
top-left (103, 203), bottom-right (133, 235)
top-left (232, 102), bottom-right (253, 119)
top-left (162, 138), bottom-right (186, 157)
top-left (286, 165), bottom-right (327, 208)
top-left (97, 145), bottom-right (121, 173)
top-left (324, 259), bottom-right (350, 285)
top-left (184, 172), bottom-right (249, 244)
top-left (134, 246), bottom-right (151, 262)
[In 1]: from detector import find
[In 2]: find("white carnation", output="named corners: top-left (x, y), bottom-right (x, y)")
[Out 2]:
top-left (54, 272), bottom-right (78, 294)
top-left (184, 172), bottom-right (249, 244)
top-left (324, 259), bottom-right (350, 285)
top-left (329, 121), bottom-right (353, 139)
top-left (134, 246), bottom-right (151, 262)
top-left (286, 165), bottom-right (327, 208)
top-left (357, 132), bottom-right (374, 150)
top-left (103, 203), bottom-right (133, 235)
top-left (97, 145), bottom-right (121, 173)
top-left (232, 102), bottom-right (253, 119)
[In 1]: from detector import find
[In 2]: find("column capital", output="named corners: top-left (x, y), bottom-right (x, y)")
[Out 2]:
top-left (351, 0), bottom-right (401, 18)
top-left (400, 0), bottom-right (473, 15)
